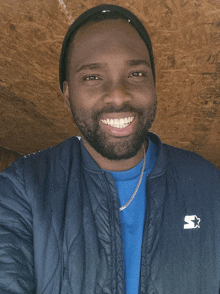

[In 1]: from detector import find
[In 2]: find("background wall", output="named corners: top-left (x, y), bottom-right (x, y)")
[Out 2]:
top-left (0, 147), bottom-right (22, 172)
top-left (0, 0), bottom-right (220, 171)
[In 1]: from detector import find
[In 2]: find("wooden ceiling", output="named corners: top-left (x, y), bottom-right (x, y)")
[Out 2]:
top-left (1, 0), bottom-right (220, 168)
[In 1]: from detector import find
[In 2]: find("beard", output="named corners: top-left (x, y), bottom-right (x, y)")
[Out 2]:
top-left (71, 101), bottom-right (157, 161)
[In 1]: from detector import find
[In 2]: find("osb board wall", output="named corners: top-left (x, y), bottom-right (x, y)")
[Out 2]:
top-left (0, 0), bottom-right (219, 169)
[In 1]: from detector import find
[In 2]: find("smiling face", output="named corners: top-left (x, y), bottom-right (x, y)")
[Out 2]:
top-left (63, 19), bottom-right (156, 170)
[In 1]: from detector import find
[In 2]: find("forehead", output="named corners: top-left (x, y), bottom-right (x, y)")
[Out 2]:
top-left (70, 19), bottom-right (150, 65)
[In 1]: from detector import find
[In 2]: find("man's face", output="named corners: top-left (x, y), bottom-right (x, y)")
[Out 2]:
top-left (64, 19), bottom-right (156, 161)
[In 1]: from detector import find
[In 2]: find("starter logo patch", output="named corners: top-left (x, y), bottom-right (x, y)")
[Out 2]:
top-left (184, 215), bottom-right (201, 229)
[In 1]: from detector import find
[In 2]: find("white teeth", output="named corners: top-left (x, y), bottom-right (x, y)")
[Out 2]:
top-left (101, 117), bottom-right (134, 128)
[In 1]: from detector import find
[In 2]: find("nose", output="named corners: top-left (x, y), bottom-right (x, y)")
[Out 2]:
top-left (103, 81), bottom-right (132, 106)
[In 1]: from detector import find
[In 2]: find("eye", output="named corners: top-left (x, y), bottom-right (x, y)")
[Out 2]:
top-left (129, 71), bottom-right (146, 77)
top-left (83, 75), bottom-right (100, 81)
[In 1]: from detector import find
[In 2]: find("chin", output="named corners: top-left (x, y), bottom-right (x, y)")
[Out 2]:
top-left (86, 131), bottom-right (148, 161)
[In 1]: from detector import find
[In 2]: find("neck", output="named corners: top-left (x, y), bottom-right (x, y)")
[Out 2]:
top-left (81, 136), bottom-right (148, 171)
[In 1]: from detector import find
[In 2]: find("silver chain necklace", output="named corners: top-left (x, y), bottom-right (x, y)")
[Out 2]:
top-left (119, 144), bottom-right (146, 211)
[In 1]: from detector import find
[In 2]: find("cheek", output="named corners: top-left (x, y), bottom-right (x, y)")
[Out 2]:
top-left (131, 86), bottom-right (156, 106)
top-left (141, 79), bottom-right (155, 93)
top-left (69, 88), bottom-right (90, 111)
top-left (69, 81), bottom-right (103, 107)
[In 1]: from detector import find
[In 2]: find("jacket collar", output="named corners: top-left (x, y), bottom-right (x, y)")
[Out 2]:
top-left (80, 138), bottom-right (102, 173)
top-left (79, 132), bottom-right (166, 178)
top-left (147, 132), bottom-right (166, 178)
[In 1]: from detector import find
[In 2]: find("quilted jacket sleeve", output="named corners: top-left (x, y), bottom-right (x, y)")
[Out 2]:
top-left (0, 158), bottom-right (35, 293)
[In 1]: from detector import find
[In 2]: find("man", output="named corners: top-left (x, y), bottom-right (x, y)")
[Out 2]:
top-left (0, 4), bottom-right (220, 294)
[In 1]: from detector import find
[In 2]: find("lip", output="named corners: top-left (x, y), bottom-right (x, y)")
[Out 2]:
top-left (99, 117), bottom-right (136, 137)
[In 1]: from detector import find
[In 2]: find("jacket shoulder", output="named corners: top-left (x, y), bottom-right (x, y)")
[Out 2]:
top-left (24, 136), bottom-right (81, 164)
top-left (163, 143), bottom-right (220, 180)
top-left (3, 136), bottom-right (80, 172)
top-left (0, 136), bottom-right (82, 202)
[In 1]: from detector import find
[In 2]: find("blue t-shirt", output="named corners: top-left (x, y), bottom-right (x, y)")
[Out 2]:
top-left (104, 139), bottom-right (158, 294)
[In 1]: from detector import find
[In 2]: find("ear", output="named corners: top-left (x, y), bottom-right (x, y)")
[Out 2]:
top-left (63, 81), bottom-right (71, 112)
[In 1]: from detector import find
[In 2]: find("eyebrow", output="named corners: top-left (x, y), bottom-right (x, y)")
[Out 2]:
top-left (76, 59), bottom-right (151, 73)
top-left (127, 59), bottom-right (151, 67)
top-left (76, 63), bottom-right (106, 73)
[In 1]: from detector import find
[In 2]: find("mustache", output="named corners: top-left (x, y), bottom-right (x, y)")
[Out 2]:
top-left (93, 104), bottom-right (143, 120)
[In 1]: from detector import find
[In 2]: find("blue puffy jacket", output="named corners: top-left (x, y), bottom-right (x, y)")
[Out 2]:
top-left (0, 132), bottom-right (220, 293)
